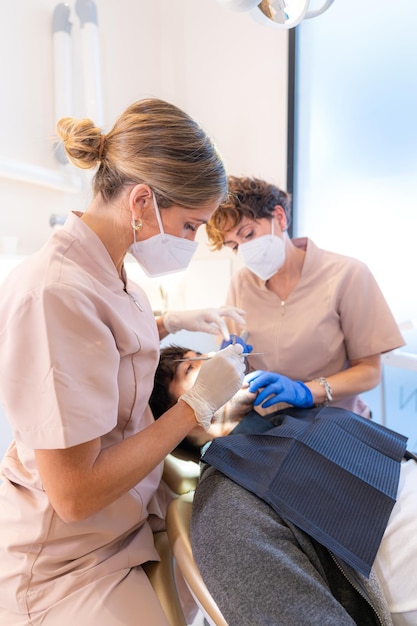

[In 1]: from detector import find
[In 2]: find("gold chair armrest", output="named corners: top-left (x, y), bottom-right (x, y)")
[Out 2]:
top-left (163, 453), bottom-right (200, 495)
top-left (167, 494), bottom-right (228, 626)
top-left (143, 531), bottom-right (187, 626)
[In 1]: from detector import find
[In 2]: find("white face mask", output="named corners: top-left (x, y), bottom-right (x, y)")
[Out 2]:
top-left (238, 221), bottom-right (286, 281)
top-left (128, 192), bottom-right (199, 278)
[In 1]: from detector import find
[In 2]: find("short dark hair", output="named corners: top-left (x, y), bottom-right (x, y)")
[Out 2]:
top-left (149, 345), bottom-right (201, 419)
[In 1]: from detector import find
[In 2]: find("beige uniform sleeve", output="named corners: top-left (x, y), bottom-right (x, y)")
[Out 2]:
top-left (0, 283), bottom-right (121, 449)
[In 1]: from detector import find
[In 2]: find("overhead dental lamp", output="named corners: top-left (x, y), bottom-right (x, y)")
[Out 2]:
top-left (217, 0), bottom-right (335, 29)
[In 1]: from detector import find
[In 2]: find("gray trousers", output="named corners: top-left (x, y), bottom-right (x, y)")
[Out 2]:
top-left (191, 466), bottom-right (393, 626)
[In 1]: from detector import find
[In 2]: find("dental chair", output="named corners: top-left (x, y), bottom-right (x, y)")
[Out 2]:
top-left (144, 528), bottom-right (186, 626)
top-left (144, 453), bottom-right (227, 626)
top-left (167, 491), bottom-right (228, 626)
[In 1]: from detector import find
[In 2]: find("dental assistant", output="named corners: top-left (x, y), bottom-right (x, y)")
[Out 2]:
top-left (209, 176), bottom-right (404, 417)
top-left (0, 98), bottom-right (246, 626)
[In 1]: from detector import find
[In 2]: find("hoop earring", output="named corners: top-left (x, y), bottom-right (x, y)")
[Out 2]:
top-left (131, 218), bottom-right (143, 231)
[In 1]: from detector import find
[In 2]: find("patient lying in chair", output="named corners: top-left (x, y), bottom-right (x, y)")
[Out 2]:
top-left (150, 343), bottom-right (417, 626)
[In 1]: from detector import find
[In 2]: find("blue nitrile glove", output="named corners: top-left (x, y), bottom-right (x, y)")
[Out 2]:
top-left (220, 334), bottom-right (253, 353)
top-left (245, 370), bottom-right (313, 409)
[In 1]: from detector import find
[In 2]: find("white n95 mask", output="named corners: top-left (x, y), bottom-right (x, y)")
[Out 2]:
top-left (238, 221), bottom-right (286, 281)
top-left (129, 193), bottom-right (199, 278)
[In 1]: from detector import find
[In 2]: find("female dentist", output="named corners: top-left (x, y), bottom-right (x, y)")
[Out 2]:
top-left (0, 98), bottom-right (245, 625)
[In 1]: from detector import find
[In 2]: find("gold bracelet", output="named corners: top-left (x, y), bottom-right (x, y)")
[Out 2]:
top-left (315, 377), bottom-right (333, 405)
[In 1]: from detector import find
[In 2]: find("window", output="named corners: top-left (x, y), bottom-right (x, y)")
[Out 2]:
top-left (290, 0), bottom-right (417, 445)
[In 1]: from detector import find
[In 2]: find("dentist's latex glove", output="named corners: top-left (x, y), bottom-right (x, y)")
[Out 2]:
top-left (220, 333), bottom-right (253, 353)
top-left (179, 344), bottom-right (246, 430)
top-left (245, 370), bottom-right (314, 409)
top-left (163, 306), bottom-right (246, 341)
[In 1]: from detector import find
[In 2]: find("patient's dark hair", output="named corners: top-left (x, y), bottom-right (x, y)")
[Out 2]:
top-left (149, 345), bottom-right (202, 459)
top-left (149, 345), bottom-right (200, 419)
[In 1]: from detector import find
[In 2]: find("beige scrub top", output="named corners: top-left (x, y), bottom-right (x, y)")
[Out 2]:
top-left (227, 238), bottom-right (405, 417)
top-left (0, 213), bottom-right (167, 615)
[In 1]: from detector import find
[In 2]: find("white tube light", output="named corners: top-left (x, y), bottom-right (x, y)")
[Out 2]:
top-left (52, 3), bottom-right (73, 163)
top-left (75, 0), bottom-right (104, 126)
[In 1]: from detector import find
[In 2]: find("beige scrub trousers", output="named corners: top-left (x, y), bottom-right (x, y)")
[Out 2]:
top-left (0, 213), bottom-right (170, 625)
